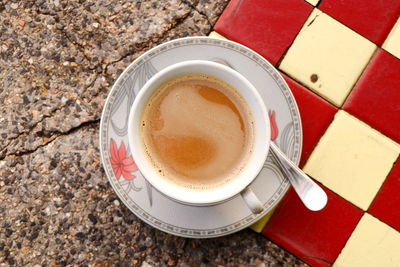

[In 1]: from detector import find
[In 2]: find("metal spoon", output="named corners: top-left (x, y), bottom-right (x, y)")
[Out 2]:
top-left (270, 142), bottom-right (328, 211)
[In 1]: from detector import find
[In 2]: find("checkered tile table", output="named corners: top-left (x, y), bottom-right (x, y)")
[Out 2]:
top-left (210, 0), bottom-right (400, 266)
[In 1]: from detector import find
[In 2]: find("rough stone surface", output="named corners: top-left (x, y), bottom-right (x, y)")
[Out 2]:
top-left (0, 1), bottom-right (308, 266)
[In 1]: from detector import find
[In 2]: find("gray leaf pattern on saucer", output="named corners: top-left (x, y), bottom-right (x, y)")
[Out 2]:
top-left (264, 154), bottom-right (285, 183)
top-left (111, 61), bottom-right (157, 136)
top-left (145, 179), bottom-right (153, 207)
top-left (262, 121), bottom-right (295, 183)
top-left (280, 122), bottom-right (295, 160)
top-left (119, 179), bottom-right (143, 194)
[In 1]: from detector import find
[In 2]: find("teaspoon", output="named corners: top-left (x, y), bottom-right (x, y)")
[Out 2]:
top-left (270, 142), bottom-right (328, 211)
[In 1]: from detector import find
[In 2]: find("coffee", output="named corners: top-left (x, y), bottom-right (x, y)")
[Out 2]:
top-left (140, 74), bottom-right (254, 191)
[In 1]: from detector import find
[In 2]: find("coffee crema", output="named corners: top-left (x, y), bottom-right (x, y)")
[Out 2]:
top-left (140, 74), bottom-right (254, 191)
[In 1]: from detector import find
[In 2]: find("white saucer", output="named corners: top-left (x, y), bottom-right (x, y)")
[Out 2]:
top-left (99, 37), bottom-right (302, 238)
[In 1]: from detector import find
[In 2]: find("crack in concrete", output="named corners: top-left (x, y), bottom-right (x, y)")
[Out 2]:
top-left (9, 134), bottom-right (60, 159)
top-left (3, 119), bottom-right (100, 160)
top-left (35, 7), bottom-right (93, 63)
top-left (37, 8), bottom-right (91, 63)
top-left (103, 3), bottom-right (202, 73)
top-left (103, 40), bottom-right (149, 76)
top-left (0, 131), bottom-right (26, 158)
top-left (2, 2), bottom-right (212, 159)
top-left (0, 74), bottom-right (99, 159)
top-left (0, 102), bottom-right (69, 157)
top-left (181, 0), bottom-right (212, 26)
top-left (62, 31), bottom-right (93, 63)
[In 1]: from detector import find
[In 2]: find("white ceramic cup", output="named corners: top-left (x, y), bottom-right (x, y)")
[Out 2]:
top-left (128, 60), bottom-right (270, 214)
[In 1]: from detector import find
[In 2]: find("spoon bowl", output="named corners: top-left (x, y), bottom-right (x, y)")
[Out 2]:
top-left (270, 142), bottom-right (328, 211)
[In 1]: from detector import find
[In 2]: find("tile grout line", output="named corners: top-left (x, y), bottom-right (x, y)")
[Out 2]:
top-left (366, 155), bottom-right (400, 211)
top-left (306, 174), bottom-right (364, 213)
top-left (330, 210), bottom-right (366, 266)
top-left (274, 5), bottom-right (315, 68)
top-left (277, 68), bottom-right (337, 108)
top-left (344, 109), bottom-right (400, 146)
top-left (339, 46), bottom-right (379, 109)
top-left (333, 209), bottom-right (400, 266)
top-left (305, 175), bottom-right (366, 266)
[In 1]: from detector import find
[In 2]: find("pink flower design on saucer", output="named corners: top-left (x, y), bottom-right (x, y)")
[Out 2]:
top-left (269, 110), bottom-right (279, 141)
top-left (110, 138), bottom-right (138, 180)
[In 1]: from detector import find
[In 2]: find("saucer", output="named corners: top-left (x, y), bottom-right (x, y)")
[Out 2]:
top-left (99, 37), bottom-right (302, 238)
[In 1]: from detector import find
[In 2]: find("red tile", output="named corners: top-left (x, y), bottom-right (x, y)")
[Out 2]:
top-left (343, 49), bottom-right (400, 143)
top-left (319, 0), bottom-right (400, 45)
top-left (214, 0), bottom-right (313, 65)
top-left (369, 157), bottom-right (400, 232)
top-left (263, 186), bottom-right (364, 266)
top-left (282, 73), bottom-right (338, 167)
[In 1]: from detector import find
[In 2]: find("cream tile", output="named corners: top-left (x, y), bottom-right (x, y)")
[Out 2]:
top-left (303, 110), bottom-right (400, 210)
top-left (208, 31), bottom-right (227, 39)
top-left (383, 18), bottom-right (400, 60)
top-left (334, 214), bottom-right (400, 267)
top-left (305, 0), bottom-right (319, 6)
top-left (279, 9), bottom-right (377, 107)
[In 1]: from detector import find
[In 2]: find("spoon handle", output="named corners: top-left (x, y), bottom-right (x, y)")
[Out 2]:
top-left (270, 142), bottom-right (328, 211)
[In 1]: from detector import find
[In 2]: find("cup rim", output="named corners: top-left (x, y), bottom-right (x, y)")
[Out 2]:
top-left (128, 60), bottom-right (270, 206)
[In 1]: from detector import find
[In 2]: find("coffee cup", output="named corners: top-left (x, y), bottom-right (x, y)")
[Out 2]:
top-left (128, 60), bottom-right (270, 214)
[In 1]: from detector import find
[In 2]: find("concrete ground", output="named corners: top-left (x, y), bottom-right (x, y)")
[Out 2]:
top-left (0, 1), bottom-right (307, 266)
